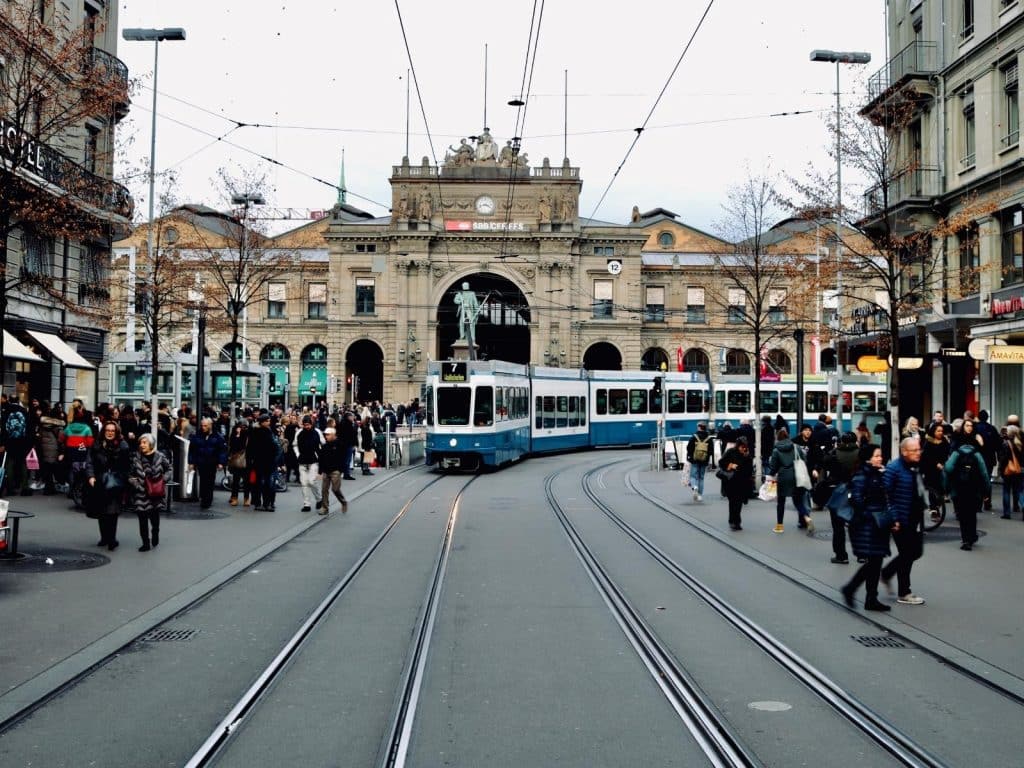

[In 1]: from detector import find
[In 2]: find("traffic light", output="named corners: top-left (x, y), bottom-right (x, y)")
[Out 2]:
top-left (653, 375), bottom-right (663, 396)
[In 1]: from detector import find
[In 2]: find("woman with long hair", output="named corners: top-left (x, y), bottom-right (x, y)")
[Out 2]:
top-left (85, 422), bottom-right (131, 550)
top-left (842, 444), bottom-right (892, 612)
top-left (227, 422), bottom-right (250, 507)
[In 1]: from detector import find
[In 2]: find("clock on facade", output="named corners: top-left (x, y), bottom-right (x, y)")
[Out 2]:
top-left (607, 259), bottom-right (623, 275)
top-left (475, 195), bottom-right (495, 215)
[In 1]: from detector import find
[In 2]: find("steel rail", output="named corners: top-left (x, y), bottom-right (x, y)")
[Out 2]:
top-left (544, 472), bottom-right (761, 768)
top-left (581, 464), bottom-right (949, 768)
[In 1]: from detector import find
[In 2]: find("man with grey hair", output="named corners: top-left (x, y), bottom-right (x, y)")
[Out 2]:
top-left (881, 437), bottom-right (927, 605)
top-left (188, 417), bottom-right (227, 510)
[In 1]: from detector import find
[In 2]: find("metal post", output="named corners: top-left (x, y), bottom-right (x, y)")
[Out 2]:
top-left (834, 60), bottom-right (845, 434)
top-left (145, 38), bottom-right (160, 438)
top-left (794, 329), bottom-right (805, 437)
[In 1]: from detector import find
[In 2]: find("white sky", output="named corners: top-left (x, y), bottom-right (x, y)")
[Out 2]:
top-left (115, 1), bottom-right (888, 234)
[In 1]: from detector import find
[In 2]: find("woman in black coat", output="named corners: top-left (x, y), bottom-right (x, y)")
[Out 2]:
top-left (718, 437), bottom-right (753, 531)
top-left (359, 416), bottom-right (376, 475)
top-left (85, 421), bottom-right (131, 550)
top-left (841, 444), bottom-right (892, 612)
top-left (227, 422), bottom-right (250, 507)
top-left (921, 423), bottom-right (951, 519)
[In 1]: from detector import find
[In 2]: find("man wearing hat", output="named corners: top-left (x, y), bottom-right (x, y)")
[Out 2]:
top-left (246, 412), bottom-right (280, 511)
top-left (318, 426), bottom-right (348, 514)
top-left (293, 415), bottom-right (324, 512)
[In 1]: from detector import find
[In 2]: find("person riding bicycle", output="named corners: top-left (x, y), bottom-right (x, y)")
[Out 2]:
top-left (921, 422), bottom-right (951, 522)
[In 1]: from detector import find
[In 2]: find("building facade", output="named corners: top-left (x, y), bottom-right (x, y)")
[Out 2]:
top-left (0, 0), bottom-right (133, 408)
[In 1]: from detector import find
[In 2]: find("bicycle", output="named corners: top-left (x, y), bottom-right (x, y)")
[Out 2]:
top-left (220, 469), bottom-right (288, 494)
top-left (923, 485), bottom-right (947, 531)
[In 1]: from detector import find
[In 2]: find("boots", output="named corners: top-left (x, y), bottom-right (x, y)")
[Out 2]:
top-left (361, 463), bottom-right (374, 476)
top-left (243, 494), bottom-right (251, 507)
top-left (229, 496), bottom-right (238, 506)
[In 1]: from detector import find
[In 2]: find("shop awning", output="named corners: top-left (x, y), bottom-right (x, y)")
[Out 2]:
top-left (26, 330), bottom-right (95, 369)
top-left (2, 330), bottom-right (44, 362)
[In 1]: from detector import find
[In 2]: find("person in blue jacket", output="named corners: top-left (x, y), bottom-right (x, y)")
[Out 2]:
top-left (841, 444), bottom-right (891, 611)
top-left (188, 418), bottom-right (227, 510)
top-left (879, 437), bottom-right (927, 605)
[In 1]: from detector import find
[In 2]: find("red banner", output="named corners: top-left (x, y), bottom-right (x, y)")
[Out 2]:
top-left (676, 347), bottom-right (684, 372)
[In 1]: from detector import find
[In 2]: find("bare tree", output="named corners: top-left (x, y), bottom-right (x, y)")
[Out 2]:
top-left (0, 2), bottom-right (132, 392)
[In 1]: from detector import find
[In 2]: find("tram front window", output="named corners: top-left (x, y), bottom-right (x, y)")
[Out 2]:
top-left (437, 388), bottom-right (471, 426)
top-left (474, 386), bottom-right (494, 426)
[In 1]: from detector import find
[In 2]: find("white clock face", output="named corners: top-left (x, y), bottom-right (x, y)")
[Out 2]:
top-left (607, 260), bottom-right (623, 275)
top-left (475, 195), bottom-right (495, 215)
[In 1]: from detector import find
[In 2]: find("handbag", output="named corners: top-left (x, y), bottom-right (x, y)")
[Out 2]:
top-left (229, 450), bottom-right (246, 471)
top-left (145, 474), bottom-right (166, 499)
top-left (827, 482), bottom-right (854, 522)
top-left (1004, 449), bottom-right (1021, 477)
top-left (758, 479), bottom-right (778, 502)
top-left (25, 448), bottom-right (40, 471)
top-left (715, 467), bottom-right (734, 481)
top-left (103, 472), bottom-right (125, 491)
top-left (363, 449), bottom-right (376, 465)
top-left (811, 480), bottom-right (834, 508)
top-left (794, 456), bottom-right (813, 490)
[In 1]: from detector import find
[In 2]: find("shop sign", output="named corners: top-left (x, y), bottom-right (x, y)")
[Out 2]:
top-left (444, 220), bottom-right (528, 232)
top-left (897, 314), bottom-right (918, 328)
top-left (991, 295), bottom-right (1024, 317)
top-left (986, 345), bottom-right (1024, 364)
top-left (856, 355), bottom-right (890, 373)
top-left (939, 348), bottom-right (967, 359)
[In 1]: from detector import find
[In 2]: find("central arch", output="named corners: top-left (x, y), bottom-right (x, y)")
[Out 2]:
top-left (437, 273), bottom-right (531, 363)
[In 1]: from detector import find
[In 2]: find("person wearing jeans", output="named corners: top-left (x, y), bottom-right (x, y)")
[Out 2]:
top-left (998, 425), bottom-right (1024, 519)
top-left (685, 422), bottom-right (712, 502)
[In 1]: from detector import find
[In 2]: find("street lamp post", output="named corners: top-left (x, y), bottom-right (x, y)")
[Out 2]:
top-left (123, 27), bottom-right (186, 437)
top-left (810, 49), bottom-right (871, 434)
top-left (229, 192), bottom-right (264, 422)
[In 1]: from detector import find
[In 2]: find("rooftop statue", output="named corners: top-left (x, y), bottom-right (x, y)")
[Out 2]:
top-left (475, 128), bottom-right (496, 161)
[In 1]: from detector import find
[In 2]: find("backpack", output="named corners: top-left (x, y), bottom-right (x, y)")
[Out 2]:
top-left (5, 409), bottom-right (26, 440)
top-left (954, 449), bottom-right (984, 498)
top-left (692, 435), bottom-right (710, 464)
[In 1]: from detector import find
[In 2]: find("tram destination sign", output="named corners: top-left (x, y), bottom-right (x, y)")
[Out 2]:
top-left (441, 362), bottom-right (468, 382)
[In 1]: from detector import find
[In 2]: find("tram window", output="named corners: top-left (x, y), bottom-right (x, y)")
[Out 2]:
top-left (667, 390), bottom-right (686, 413)
top-left (878, 394), bottom-right (887, 412)
top-left (630, 389), bottom-right (648, 414)
top-left (687, 390), bottom-right (705, 413)
top-left (437, 387), bottom-right (470, 426)
top-left (727, 390), bottom-right (750, 413)
top-left (596, 389), bottom-right (608, 415)
top-left (758, 391), bottom-right (778, 414)
top-left (535, 396), bottom-right (542, 428)
top-left (568, 396), bottom-right (578, 427)
top-left (609, 389), bottom-right (628, 415)
top-left (474, 386), bottom-right (494, 426)
top-left (650, 389), bottom-right (663, 414)
top-left (542, 395), bottom-right (556, 428)
top-left (557, 396), bottom-right (569, 428)
top-left (829, 393), bottom-right (852, 413)
top-left (495, 388), bottom-right (505, 421)
top-left (805, 391), bottom-right (829, 414)
top-left (425, 386), bottom-right (434, 426)
top-left (780, 391), bottom-right (797, 414)
top-left (715, 391), bottom-right (726, 413)
top-left (853, 392), bottom-right (875, 412)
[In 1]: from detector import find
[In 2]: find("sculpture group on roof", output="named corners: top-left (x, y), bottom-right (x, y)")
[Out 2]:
top-left (445, 129), bottom-right (528, 169)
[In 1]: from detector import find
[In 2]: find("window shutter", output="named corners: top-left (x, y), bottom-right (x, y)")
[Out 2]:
top-left (594, 280), bottom-right (613, 300)
top-left (269, 282), bottom-right (286, 302)
top-left (686, 287), bottom-right (705, 305)
top-left (646, 286), bottom-right (665, 304)
top-left (728, 288), bottom-right (745, 306)
top-left (309, 283), bottom-right (327, 303)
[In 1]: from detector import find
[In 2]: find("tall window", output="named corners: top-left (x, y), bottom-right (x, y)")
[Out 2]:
top-left (307, 282), bottom-right (327, 319)
top-left (1002, 208), bottom-right (1024, 287)
top-left (21, 228), bottom-right (52, 279)
top-left (84, 124), bottom-right (100, 174)
top-left (78, 244), bottom-right (105, 305)
top-left (267, 282), bottom-right (286, 318)
top-left (686, 287), bottom-right (705, 323)
top-left (725, 349), bottom-right (750, 375)
top-left (593, 279), bottom-right (613, 318)
top-left (727, 287), bottom-right (746, 324)
top-left (766, 349), bottom-right (792, 375)
top-left (959, 222), bottom-right (981, 294)
top-left (961, 0), bottom-right (974, 40)
top-left (768, 289), bottom-right (787, 323)
top-left (961, 88), bottom-right (976, 168)
top-left (644, 285), bottom-right (664, 322)
top-left (822, 289), bottom-right (838, 330)
top-left (1003, 63), bottom-right (1020, 148)
top-left (355, 277), bottom-right (375, 314)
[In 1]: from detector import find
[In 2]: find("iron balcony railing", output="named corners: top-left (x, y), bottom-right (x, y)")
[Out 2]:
top-left (866, 41), bottom-right (938, 104)
top-left (86, 47), bottom-right (129, 96)
top-left (862, 166), bottom-right (940, 215)
top-left (0, 114), bottom-right (134, 219)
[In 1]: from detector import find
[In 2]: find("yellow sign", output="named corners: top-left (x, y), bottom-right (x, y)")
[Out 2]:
top-left (986, 345), bottom-right (1024, 364)
top-left (856, 355), bottom-right (890, 373)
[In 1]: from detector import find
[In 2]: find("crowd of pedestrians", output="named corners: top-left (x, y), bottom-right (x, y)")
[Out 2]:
top-left (0, 393), bottom-right (421, 552)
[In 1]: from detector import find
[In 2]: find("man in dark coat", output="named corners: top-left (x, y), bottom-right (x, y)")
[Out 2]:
top-left (974, 410), bottom-right (1001, 510)
top-left (718, 437), bottom-right (753, 531)
top-left (246, 413), bottom-right (279, 511)
top-left (340, 411), bottom-right (359, 480)
top-left (188, 418), bottom-right (227, 509)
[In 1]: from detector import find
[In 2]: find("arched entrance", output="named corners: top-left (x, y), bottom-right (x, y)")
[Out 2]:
top-left (437, 273), bottom-right (530, 363)
top-left (260, 344), bottom-right (291, 407)
top-left (299, 344), bottom-right (327, 409)
top-left (641, 347), bottom-right (669, 371)
top-left (346, 339), bottom-right (384, 404)
top-left (583, 342), bottom-right (622, 371)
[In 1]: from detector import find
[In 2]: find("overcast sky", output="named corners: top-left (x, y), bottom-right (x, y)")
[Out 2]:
top-left (115, 1), bottom-right (888, 234)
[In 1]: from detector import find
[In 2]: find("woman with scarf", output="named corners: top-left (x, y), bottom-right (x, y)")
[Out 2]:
top-left (84, 421), bottom-right (131, 550)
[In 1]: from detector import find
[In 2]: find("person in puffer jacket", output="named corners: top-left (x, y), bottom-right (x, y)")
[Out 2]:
top-left (880, 437), bottom-right (928, 606)
top-left (60, 410), bottom-right (95, 501)
top-left (36, 403), bottom-right (65, 495)
top-left (841, 444), bottom-right (892, 612)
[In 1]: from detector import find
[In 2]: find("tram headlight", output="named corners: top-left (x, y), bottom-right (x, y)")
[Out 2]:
top-left (449, 438), bottom-right (457, 447)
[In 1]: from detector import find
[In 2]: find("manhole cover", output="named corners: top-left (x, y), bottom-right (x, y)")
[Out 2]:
top-left (140, 628), bottom-right (200, 642)
top-left (166, 506), bottom-right (230, 520)
top-left (852, 635), bottom-right (907, 648)
top-left (924, 526), bottom-right (987, 542)
top-left (0, 545), bottom-right (109, 572)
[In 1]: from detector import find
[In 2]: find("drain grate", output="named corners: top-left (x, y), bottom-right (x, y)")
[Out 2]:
top-left (852, 635), bottom-right (907, 649)
top-left (141, 628), bottom-right (200, 642)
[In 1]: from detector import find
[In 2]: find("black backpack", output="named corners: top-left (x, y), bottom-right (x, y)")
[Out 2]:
top-left (954, 449), bottom-right (984, 498)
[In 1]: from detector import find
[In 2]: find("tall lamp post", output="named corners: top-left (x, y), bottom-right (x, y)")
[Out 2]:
top-left (229, 192), bottom-right (264, 422)
top-left (123, 27), bottom-right (186, 437)
top-left (810, 49), bottom-right (871, 434)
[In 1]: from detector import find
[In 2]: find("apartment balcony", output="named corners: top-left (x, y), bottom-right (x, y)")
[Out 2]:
top-left (860, 165), bottom-right (941, 234)
top-left (861, 41), bottom-right (938, 126)
top-left (0, 114), bottom-right (134, 222)
top-left (86, 47), bottom-right (130, 121)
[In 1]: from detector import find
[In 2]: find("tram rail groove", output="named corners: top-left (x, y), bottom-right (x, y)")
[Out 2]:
top-left (625, 465), bottom-right (1024, 708)
top-left (579, 462), bottom-right (949, 768)
top-left (0, 467), bottom-right (425, 736)
top-left (184, 473), bottom-right (474, 768)
top-left (544, 472), bottom-right (761, 768)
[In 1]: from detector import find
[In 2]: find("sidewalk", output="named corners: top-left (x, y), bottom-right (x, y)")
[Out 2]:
top-left (639, 467), bottom-right (1024, 698)
top-left (0, 468), bottom-right (399, 725)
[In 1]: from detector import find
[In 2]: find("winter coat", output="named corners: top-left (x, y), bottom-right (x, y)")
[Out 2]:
top-left (883, 456), bottom-right (926, 528)
top-left (997, 435), bottom-right (1024, 478)
top-left (943, 444), bottom-right (991, 501)
top-left (188, 430), bottom-right (228, 468)
top-left (769, 439), bottom-right (804, 497)
top-left (245, 425), bottom-right (279, 471)
top-left (974, 420), bottom-right (1001, 468)
top-left (822, 444), bottom-right (860, 485)
top-left (318, 439), bottom-right (345, 474)
top-left (340, 417), bottom-right (359, 449)
top-left (85, 439), bottom-right (131, 515)
top-left (718, 446), bottom-right (753, 502)
top-left (293, 427), bottom-right (324, 464)
top-left (759, 420), bottom-right (775, 460)
top-left (360, 422), bottom-right (375, 452)
top-left (63, 421), bottom-right (95, 466)
top-left (36, 416), bottom-right (65, 464)
top-left (129, 448), bottom-right (172, 516)
top-left (921, 435), bottom-right (951, 491)
top-left (848, 464), bottom-right (891, 558)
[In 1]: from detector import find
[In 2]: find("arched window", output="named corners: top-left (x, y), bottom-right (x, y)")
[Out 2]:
top-left (658, 231), bottom-right (675, 248)
top-left (766, 348), bottom-right (792, 375)
top-left (641, 347), bottom-right (669, 371)
top-left (683, 348), bottom-right (709, 376)
top-left (300, 344), bottom-right (328, 396)
top-left (261, 344), bottom-right (291, 396)
top-left (219, 342), bottom-right (245, 362)
top-left (820, 347), bottom-right (837, 371)
top-left (725, 348), bottom-right (750, 375)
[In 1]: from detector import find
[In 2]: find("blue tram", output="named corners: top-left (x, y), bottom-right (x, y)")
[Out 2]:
top-left (424, 361), bottom-right (710, 470)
